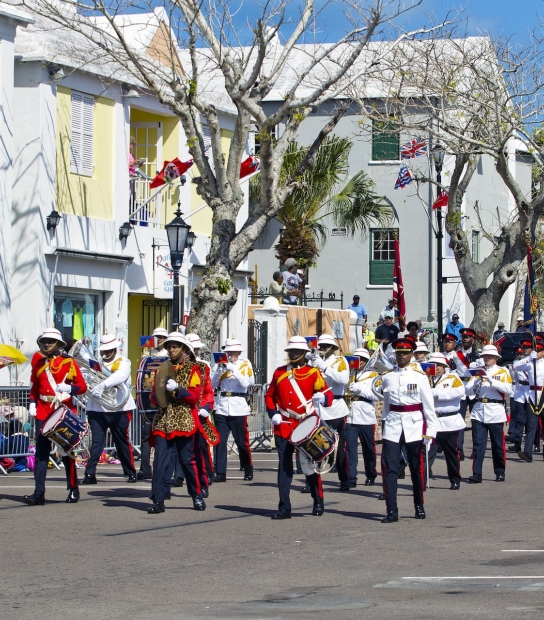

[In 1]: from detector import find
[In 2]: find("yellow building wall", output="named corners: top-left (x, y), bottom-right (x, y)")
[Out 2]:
top-left (56, 86), bottom-right (114, 219)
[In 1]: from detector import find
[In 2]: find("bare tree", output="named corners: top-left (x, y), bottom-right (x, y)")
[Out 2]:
top-left (15, 0), bottom-right (453, 349)
top-left (354, 35), bottom-right (544, 335)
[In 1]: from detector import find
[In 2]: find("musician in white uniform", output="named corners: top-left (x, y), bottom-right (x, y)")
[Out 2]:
top-left (377, 338), bottom-right (439, 523)
top-left (150, 327), bottom-right (168, 357)
top-left (465, 344), bottom-right (513, 483)
top-left (309, 333), bottom-right (351, 491)
top-left (345, 348), bottom-right (379, 487)
top-left (508, 337), bottom-right (532, 454)
top-left (426, 353), bottom-right (466, 490)
top-left (211, 338), bottom-right (255, 482)
top-left (81, 334), bottom-right (137, 484)
top-left (512, 337), bottom-right (544, 463)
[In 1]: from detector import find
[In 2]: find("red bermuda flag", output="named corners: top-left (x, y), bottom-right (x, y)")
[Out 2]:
top-left (432, 189), bottom-right (448, 209)
top-left (240, 155), bottom-right (261, 179)
top-left (393, 235), bottom-right (406, 329)
top-left (150, 158), bottom-right (194, 189)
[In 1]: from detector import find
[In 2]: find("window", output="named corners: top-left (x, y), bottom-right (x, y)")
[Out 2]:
top-left (370, 229), bottom-right (395, 285)
top-left (70, 91), bottom-right (94, 176)
top-left (372, 120), bottom-right (399, 161)
top-left (472, 230), bottom-right (480, 264)
top-left (53, 290), bottom-right (101, 354)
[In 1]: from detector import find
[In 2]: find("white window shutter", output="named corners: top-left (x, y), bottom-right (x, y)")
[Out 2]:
top-left (70, 91), bottom-right (94, 176)
top-left (202, 124), bottom-right (215, 173)
top-left (81, 95), bottom-right (94, 176)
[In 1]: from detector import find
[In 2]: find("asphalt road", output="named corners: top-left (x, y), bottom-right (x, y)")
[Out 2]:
top-left (1, 442), bottom-right (544, 620)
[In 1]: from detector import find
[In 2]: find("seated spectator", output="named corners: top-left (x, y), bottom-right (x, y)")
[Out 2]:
top-left (268, 271), bottom-right (285, 300)
top-left (416, 320), bottom-right (431, 339)
top-left (444, 313), bottom-right (464, 344)
top-left (362, 323), bottom-right (377, 351)
top-left (347, 295), bottom-right (367, 321)
top-left (493, 322), bottom-right (506, 342)
top-left (375, 312), bottom-right (400, 345)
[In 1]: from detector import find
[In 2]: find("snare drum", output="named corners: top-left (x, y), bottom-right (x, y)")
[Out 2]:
top-left (136, 356), bottom-right (168, 412)
top-left (289, 415), bottom-right (336, 463)
top-left (42, 406), bottom-right (89, 454)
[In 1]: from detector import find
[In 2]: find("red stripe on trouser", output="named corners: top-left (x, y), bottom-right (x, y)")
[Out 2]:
top-left (65, 457), bottom-right (78, 489)
top-left (190, 436), bottom-right (201, 495)
top-left (316, 474), bottom-right (323, 499)
top-left (243, 417), bottom-right (252, 466)
top-left (419, 448), bottom-right (425, 505)
top-left (126, 412), bottom-right (135, 470)
top-left (501, 429), bottom-right (506, 469)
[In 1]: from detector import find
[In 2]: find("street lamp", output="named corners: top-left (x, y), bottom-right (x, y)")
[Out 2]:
top-left (431, 143), bottom-right (445, 348)
top-left (165, 202), bottom-right (192, 331)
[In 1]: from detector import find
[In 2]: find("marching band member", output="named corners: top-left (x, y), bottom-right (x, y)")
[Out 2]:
top-left (23, 329), bottom-right (87, 505)
top-left (211, 339), bottom-right (254, 483)
top-left (81, 334), bottom-right (137, 485)
top-left (309, 334), bottom-right (351, 491)
top-left (376, 338), bottom-right (439, 523)
top-left (345, 348), bottom-right (379, 487)
top-left (426, 353), bottom-right (466, 490)
top-left (150, 327), bottom-right (169, 356)
top-left (507, 337), bottom-right (532, 454)
top-left (148, 333), bottom-right (208, 514)
top-left (413, 341), bottom-right (429, 363)
top-left (512, 337), bottom-right (544, 463)
top-left (465, 344), bottom-right (513, 483)
top-left (265, 336), bottom-right (333, 519)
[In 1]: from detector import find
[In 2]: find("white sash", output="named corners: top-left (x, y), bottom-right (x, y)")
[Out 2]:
top-left (285, 365), bottom-right (316, 420)
top-left (44, 362), bottom-right (70, 407)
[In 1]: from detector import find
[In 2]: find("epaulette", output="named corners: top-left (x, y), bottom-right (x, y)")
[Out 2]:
top-left (409, 364), bottom-right (426, 376)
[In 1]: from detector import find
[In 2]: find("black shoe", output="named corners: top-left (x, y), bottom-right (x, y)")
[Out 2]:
top-left (415, 504), bottom-right (426, 519)
top-left (201, 487), bottom-right (209, 498)
top-left (518, 452), bottom-right (532, 463)
top-left (508, 445), bottom-right (521, 453)
top-left (300, 483), bottom-right (311, 494)
top-left (81, 474), bottom-right (97, 485)
top-left (450, 481), bottom-right (460, 490)
top-left (296, 468), bottom-right (303, 475)
top-left (398, 469), bottom-right (406, 479)
top-left (378, 493), bottom-right (386, 500)
top-left (312, 502), bottom-right (324, 516)
top-left (364, 478), bottom-right (375, 486)
top-left (381, 510), bottom-right (399, 523)
top-left (505, 434), bottom-right (515, 443)
top-left (22, 492), bottom-right (45, 506)
top-left (147, 502), bottom-right (165, 514)
top-left (193, 496), bottom-right (206, 511)
top-left (468, 474), bottom-right (482, 484)
top-left (271, 509), bottom-right (292, 520)
top-left (127, 474), bottom-right (137, 483)
top-left (495, 474), bottom-right (505, 482)
top-left (339, 485), bottom-right (351, 493)
top-left (65, 489), bottom-right (80, 503)
top-left (171, 477), bottom-right (185, 487)
top-left (240, 464), bottom-right (245, 471)
top-left (213, 474), bottom-right (226, 483)
top-left (136, 472), bottom-right (152, 481)
top-left (459, 450), bottom-right (465, 461)
top-left (330, 465), bottom-right (337, 473)
top-left (534, 445), bottom-right (541, 453)
top-left (243, 466), bottom-right (254, 481)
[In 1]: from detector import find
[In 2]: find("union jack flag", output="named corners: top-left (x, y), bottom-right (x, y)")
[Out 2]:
top-left (394, 165), bottom-right (412, 189)
top-left (401, 137), bottom-right (427, 159)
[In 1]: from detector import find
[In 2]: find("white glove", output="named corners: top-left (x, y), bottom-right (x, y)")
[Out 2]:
top-left (226, 362), bottom-right (237, 372)
top-left (92, 382), bottom-right (105, 398)
top-left (423, 437), bottom-right (433, 448)
top-left (312, 356), bottom-right (326, 370)
top-left (166, 379), bottom-right (179, 392)
top-left (56, 382), bottom-right (72, 393)
top-left (531, 351), bottom-right (538, 360)
top-left (28, 403), bottom-right (37, 418)
top-left (271, 413), bottom-right (283, 426)
top-left (312, 392), bottom-right (326, 406)
top-left (199, 409), bottom-right (210, 419)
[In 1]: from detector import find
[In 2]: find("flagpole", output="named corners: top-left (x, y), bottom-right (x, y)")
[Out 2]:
top-left (431, 145), bottom-right (445, 350)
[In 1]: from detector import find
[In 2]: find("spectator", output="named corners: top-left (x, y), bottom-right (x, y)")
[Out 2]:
top-left (347, 295), bottom-right (367, 321)
top-left (493, 322), bottom-right (506, 342)
top-left (444, 313), bottom-right (464, 344)
top-left (362, 323), bottom-right (377, 351)
top-left (405, 321), bottom-right (419, 340)
top-left (282, 259), bottom-right (302, 305)
top-left (375, 312), bottom-right (400, 345)
top-left (416, 320), bottom-right (431, 339)
top-left (515, 316), bottom-right (529, 333)
top-left (379, 298), bottom-right (400, 327)
top-left (268, 271), bottom-right (284, 301)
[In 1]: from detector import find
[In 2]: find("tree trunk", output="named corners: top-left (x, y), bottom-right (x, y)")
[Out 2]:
top-left (510, 260), bottom-right (527, 331)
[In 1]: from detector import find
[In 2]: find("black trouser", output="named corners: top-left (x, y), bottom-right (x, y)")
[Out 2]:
top-left (458, 397), bottom-right (473, 452)
top-left (139, 411), bottom-right (156, 477)
top-left (195, 431), bottom-right (214, 485)
top-left (381, 433), bottom-right (424, 513)
top-left (523, 406), bottom-right (539, 459)
top-left (151, 434), bottom-right (201, 504)
top-left (84, 411), bottom-right (136, 477)
top-left (345, 423), bottom-right (377, 483)
top-left (428, 430), bottom-right (461, 483)
top-left (215, 415), bottom-right (252, 475)
top-left (275, 435), bottom-right (322, 512)
top-left (326, 417), bottom-right (349, 485)
top-left (472, 419), bottom-right (505, 477)
top-left (510, 400), bottom-right (527, 446)
top-left (34, 419), bottom-right (78, 494)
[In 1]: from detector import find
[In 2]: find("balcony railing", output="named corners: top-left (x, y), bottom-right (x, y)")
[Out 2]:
top-left (129, 171), bottom-right (168, 228)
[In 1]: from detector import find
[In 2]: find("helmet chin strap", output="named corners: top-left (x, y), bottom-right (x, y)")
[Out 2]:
top-left (287, 352), bottom-right (307, 366)
top-left (318, 345), bottom-right (333, 358)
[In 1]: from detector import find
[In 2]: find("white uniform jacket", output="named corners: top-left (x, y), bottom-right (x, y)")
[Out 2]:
top-left (430, 372), bottom-right (466, 432)
top-left (211, 358), bottom-right (254, 417)
top-left (510, 360), bottom-right (529, 403)
top-left (378, 366), bottom-right (439, 443)
top-left (86, 356), bottom-right (136, 413)
top-left (347, 370), bottom-right (380, 425)
top-left (311, 354), bottom-right (349, 420)
top-left (465, 364), bottom-right (513, 424)
top-left (512, 356), bottom-right (544, 405)
top-left (444, 350), bottom-right (470, 379)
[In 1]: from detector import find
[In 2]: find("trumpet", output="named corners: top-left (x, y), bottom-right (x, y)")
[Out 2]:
top-left (366, 344), bottom-right (395, 401)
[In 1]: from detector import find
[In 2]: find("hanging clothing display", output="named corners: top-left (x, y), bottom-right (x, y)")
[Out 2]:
top-left (54, 302), bottom-right (63, 331)
top-left (83, 300), bottom-right (95, 337)
top-left (61, 299), bottom-right (73, 327)
top-left (73, 306), bottom-right (84, 340)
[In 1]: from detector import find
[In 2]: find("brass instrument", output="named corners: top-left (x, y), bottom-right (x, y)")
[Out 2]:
top-left (366, 345), bottom-right (395, 401)
top-left (69, 340), bottom-right (130, 411)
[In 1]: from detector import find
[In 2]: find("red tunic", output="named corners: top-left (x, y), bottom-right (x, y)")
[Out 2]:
top-left (265, 364), bottom-right (332, 439)
top-left (29, 352), bottom-right (87, 421)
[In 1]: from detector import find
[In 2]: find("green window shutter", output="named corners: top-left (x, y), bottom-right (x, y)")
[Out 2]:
top-left (370, 260), bottom-right (394, 285)
top-left (372, 121), bottom-right (399, 161)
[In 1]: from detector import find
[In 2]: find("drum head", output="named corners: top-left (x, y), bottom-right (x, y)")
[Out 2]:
top-left (42, 407), bottom-right (65, 434)
top-left (290, 415), bottom-right (319, 444)
top-left (154, 360), bottom-right (175, 408)
top-left (137, 356), bottom-right (167, 410)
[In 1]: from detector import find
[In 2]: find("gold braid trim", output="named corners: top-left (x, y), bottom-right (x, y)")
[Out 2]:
top-left (153, 362), bottom-right (195, 436)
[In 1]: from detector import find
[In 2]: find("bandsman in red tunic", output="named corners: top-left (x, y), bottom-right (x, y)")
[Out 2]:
top-left (265, 336), bottom-right (333, 520)
top-left (23, 329), bottom-right (87, 505)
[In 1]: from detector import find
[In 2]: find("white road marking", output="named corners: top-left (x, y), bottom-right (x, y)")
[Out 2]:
top-left (402, 576), bottom-right (544, 581)
top-left (502, 550), bottom-right (544, 553)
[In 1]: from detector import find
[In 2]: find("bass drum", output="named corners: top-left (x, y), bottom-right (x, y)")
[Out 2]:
top-left (136, 356), bottom-right (168, 411)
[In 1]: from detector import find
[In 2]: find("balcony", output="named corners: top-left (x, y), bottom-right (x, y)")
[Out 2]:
top-left (129, 170), bottom-right (168, 228)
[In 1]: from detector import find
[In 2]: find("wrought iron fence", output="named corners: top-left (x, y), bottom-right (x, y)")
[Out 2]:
top-left (249, 287), bottom-right (344, 308)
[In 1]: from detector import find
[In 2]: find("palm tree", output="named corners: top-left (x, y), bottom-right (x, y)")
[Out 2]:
top-left (249, 136), bottom-right (393, 269)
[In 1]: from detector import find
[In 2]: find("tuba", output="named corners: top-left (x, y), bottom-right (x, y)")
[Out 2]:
top-left (365, 344), bottom-right (395, 400)
top-left (69, 340), bottom-right (130, 411)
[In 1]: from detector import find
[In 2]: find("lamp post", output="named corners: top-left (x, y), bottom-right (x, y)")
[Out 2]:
top-left (165, 185), bottom-right (194, 331)
top-left (431, 143), bottom-right (445, 348)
